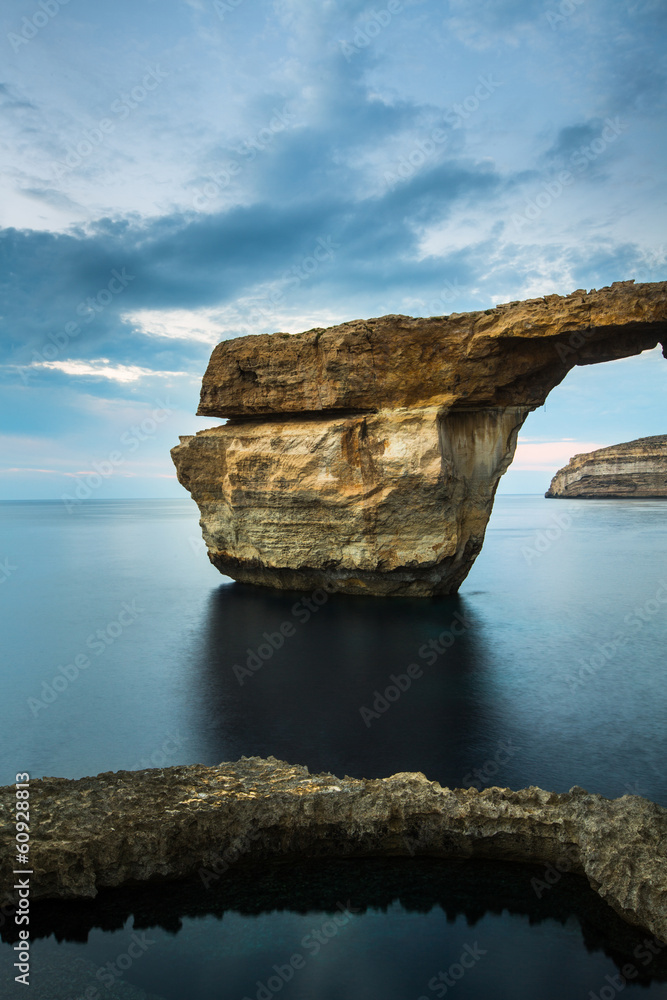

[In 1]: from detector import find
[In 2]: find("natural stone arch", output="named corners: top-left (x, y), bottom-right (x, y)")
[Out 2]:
top-left (172, 281), bottom-right (666, 596)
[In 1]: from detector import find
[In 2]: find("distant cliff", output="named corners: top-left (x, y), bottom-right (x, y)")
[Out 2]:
top-left (546, 435), bottom-right (667, 498)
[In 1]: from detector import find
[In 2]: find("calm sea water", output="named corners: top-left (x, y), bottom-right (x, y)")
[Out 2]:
top-left (1, 497), bottom-right (666, 998)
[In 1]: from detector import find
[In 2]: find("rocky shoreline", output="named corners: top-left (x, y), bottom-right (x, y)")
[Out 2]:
top-left (2, 757), bottom-right (665, 944)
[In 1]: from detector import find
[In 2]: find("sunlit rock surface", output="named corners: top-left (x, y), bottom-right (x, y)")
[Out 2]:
top-left (173, 280), bottom-right (667, 595)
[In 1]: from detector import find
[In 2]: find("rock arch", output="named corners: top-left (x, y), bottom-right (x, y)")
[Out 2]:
top-left (172, 281), bottom-right (666, 596)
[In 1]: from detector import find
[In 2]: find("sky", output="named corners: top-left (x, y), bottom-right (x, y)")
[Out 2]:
top-left (0, 0), bottom-right (665, 499)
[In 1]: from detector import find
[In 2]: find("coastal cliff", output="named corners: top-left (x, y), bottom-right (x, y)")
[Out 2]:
top-left (172, 280), bottom-right (667, 596)
top-left (546, 434), bottom-right (667, 498)
top-left (1, 758), bottom-right (665, 944)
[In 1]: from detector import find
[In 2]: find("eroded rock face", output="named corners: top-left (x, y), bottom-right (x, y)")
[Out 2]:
top-left (173, 406), bottom-right (527, 595)
top-left (546, 434), bottom-right (667, 498)
top-left (1, 758), bottom-right (665, 944)
top-left (173, 280), bottom-right (667, 596)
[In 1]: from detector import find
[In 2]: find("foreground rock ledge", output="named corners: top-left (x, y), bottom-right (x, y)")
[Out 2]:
top-left (546, 434), bottom-right (667, 498)
top-left (173, 280), bottom-right (667, 596)
top-left (2, 758), bottom-right (664, 943)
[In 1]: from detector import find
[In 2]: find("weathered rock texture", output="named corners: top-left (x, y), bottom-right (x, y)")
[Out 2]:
top-left (1, 758), bottom-right (665, 944)
top-left (173, 280), bottom-right (667, 595)
top-left (546, 434), bottom-right (667, 498)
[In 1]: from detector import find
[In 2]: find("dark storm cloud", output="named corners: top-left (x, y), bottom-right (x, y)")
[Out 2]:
top-left (0, 147), bottom-right (506, 372)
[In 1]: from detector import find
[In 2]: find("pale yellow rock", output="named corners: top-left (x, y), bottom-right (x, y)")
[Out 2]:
top-left (173, 406), bottom-right (527, 595)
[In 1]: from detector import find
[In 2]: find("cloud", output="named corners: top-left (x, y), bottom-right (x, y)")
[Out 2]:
top-left (0, 148), bottom-right (510, 372)
top-left (31, 359), bottom-right (192, 383)
top-left (21, 187), bottom-right (86, 212)
top-left (542, 120), bottom-right (602, 164)
top-left (0, 81), bottom-right (36, 111)
top-left (512, 440), bottom-right (606, 471)
top-left (0, 467), bottom-right (66, 476)
top-left (443, 0), bottom-right (542, 49)
top-left (123, 308), bottom-right (239, 345)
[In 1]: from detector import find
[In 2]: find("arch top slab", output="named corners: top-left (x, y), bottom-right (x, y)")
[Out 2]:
top-left (196, 279), bottom-right (666, 418)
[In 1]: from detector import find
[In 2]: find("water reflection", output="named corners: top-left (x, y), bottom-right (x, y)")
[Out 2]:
top-left (183, 532), bottom-right (667, 804)
top-left (2, 860), bottom-right (665, 999)
top-left (188, 583), bottom-right (503, 786)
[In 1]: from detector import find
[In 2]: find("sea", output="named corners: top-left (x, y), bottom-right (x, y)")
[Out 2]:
top-left (0, 496), bottom-right (665, 999)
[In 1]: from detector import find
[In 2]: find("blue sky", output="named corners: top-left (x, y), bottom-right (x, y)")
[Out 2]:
top-left (1, 0), bottom-right (665, 498)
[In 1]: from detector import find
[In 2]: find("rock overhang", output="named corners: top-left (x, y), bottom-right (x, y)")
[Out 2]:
top-left (196, 281), bottom-right (667, 419)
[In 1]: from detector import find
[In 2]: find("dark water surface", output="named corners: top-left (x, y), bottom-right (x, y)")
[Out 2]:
top-left (1, 497), bottom-right (666, 998)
